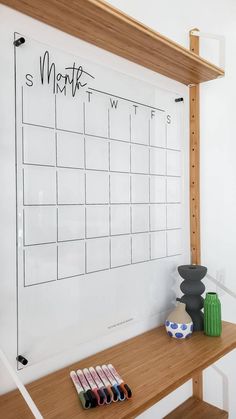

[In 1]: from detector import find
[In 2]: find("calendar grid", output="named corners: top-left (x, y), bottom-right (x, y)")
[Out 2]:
top-left (20, 85), bottom-right (182, 287)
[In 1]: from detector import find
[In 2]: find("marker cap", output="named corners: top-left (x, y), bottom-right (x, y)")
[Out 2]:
top-left (86, 389), bottom-right (98, 408)
top-left (117, 384), bottom-right (126, 401)
top-left (79, 391), bottom-right (91, 409)
top-left (124, 383), bottom-right (132, 399)
top-left (97, 389), bottom-right (105, 405)
top-left (103, 387), bottom-right (112, 404)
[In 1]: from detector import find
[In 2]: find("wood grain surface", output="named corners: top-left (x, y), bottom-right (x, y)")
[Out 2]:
top-left (0, 321), bottom-right (235, 418)
top-left (189, 29), bottom-right (201, 265)
top-left (0, 0), bottom-right (224, 85)
top-left (165, 396), bottom-right (228, 418)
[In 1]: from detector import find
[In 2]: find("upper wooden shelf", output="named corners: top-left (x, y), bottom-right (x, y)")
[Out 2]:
top-left (0, 321), bottom-right (236, 418)
top-left (1, 0), bottom-right (224, 85)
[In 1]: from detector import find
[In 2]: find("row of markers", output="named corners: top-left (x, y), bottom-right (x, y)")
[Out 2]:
top-left (70, 364), bottom-right (132, 409)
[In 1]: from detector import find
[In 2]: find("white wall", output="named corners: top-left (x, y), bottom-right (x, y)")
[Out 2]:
top-left (106, 0), bottom-right (236, 417)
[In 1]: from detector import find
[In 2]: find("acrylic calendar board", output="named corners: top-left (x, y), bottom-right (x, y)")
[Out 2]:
top-left (15, 33), bottom-right (190, 367)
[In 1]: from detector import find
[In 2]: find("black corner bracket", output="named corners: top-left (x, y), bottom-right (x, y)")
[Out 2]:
top-left (16, 355), bottom-right (28, 366)
top-left (13, 37), bottom-right (25, 47)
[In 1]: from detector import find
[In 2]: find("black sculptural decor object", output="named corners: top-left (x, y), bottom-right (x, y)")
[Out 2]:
top-left (177, 265), bottom-right (207, 331)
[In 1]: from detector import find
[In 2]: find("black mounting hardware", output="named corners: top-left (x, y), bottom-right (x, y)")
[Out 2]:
top-left (16, 355), bottom-right (28, 366)
top-left (175, 97), bottom-right (184, 103)
top-left (13, 37), bottom-right (25, 47)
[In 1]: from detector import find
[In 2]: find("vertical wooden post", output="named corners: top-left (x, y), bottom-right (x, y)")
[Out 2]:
top-left (192, 372), bottom-right (203, 400)
top-left (189, 28), bottom-right (201, 265)
top-left (190, 28), bottom-right (203, 400)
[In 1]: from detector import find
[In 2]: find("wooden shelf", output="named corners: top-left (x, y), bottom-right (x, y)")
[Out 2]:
top-left (165, 396), bottom-right (228, 418)
top-left (0, 0), bottom-right (224, 85)
top-left (0, 321), bottom-right (236, 418)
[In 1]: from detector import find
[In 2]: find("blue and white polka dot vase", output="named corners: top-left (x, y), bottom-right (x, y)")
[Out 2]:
top-left (165, 302), bottom-right (193, 339)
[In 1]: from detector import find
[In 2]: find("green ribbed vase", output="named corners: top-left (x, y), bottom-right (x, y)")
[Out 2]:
top-left (204, 292), bottom-right (222, 336)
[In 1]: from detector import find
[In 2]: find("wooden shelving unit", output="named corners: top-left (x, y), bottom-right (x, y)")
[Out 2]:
top-left (0, 1), bottom-right (228, 418)
top-left (165, 396), bottom-right (228, 418)
top-left (1, 0), bottom-right (224, 85)
top-left (0, 322), bottom-right (235, 418)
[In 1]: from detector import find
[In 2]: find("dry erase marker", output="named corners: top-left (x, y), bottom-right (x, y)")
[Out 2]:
top-left (101, 365), bottom-right (124, 401)
top-left (83, 368), bottom-right (105, 405)
top-left (89, 367), bottom-right (112, 405)
top-left (70, 371), bottom-right (91, 409)
top-left (108, 364), bottom-right (132, 399)
top-left (76, 369), bottom-right (97, 408)
top-left (96, 365), bottom-right (116, 402)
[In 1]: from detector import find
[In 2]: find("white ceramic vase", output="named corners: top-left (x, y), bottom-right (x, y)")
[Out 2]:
top-left (165, 302), bottom-right (193, 339)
